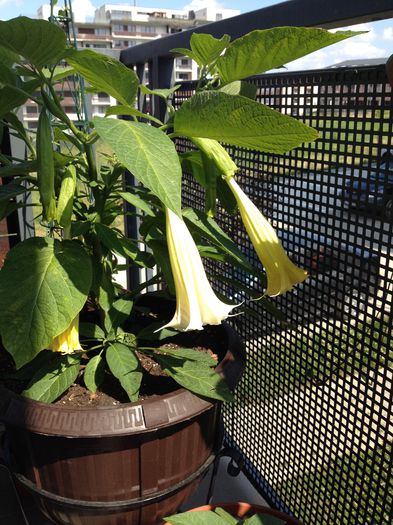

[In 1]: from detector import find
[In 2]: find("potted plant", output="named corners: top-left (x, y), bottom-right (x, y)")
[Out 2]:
top-left (0, 14), bottom-right (360, 525)
top-left (165, 502), bottom-right (304, 524)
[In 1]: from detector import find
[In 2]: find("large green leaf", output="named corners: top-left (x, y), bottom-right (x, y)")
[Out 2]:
top-left (0, 183), bottom-right (26, 201)
top-left (174, 91), bottom-right (318, 154)
top-left (216, 27), bottom-right (363, 83)
top-left (105, 105), bottom-right (162, 126)
top-left (0, 160), bottom-right (37, 178)
top-left (245, 514), bottom-right (283, 525)
top-left (95, 223), bottom-right (154, 268)
top-left (0, 45), bottom-right (19, 67)
top-left (0, 85), bottom-right (29, 118)
top-left (93, 117), bottom-right (182, 215)
top-left (154, 355), bottom-right (234, 402)
top-left (22, 354), bottom-right (81, 403)
top-left (164, 511), bottom-right (226, 525)
top-left (0, 238), bottom-right (92, 368)
top-left (67, 49), bottom-right (139, 106)
top-left (0, 17), bottom-right (66, 68)
top-left (106, 343), bottom-right (142, 402)
top-left (190, 33), bottom-right (230, 68)
top-left (104, 297), bottom-right (134, 335)
top-left (84, 354), bottom-right (106, 393)
top-left (154, 347), bottom-right (217, 367)
top-left (0, 64), bottom-right (17, 87)
top-left (117, 191), bottom-right (155, 217)
top-left (182, 207), bottom-right (254, 272)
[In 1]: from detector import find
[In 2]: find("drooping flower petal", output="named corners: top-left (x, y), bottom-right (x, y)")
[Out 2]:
top-left (163, 207), bottom-right (235, 331)
top-left (50, 315), bottom-right (83, 354)
top-left (226, 177), bottom-right (307, 296)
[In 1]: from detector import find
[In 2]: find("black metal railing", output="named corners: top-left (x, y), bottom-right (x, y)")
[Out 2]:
top-left (174, 65), bottom-right (393, 524)
top-left (120, 2), bottom-right (393, 524)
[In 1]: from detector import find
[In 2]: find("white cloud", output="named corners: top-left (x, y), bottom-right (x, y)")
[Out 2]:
top-left (182, 0), bottom-right (224, 12)
top-left (71, 0), bottom-right (96, 22)
top-left (383, 27), bottom-right (393, 41)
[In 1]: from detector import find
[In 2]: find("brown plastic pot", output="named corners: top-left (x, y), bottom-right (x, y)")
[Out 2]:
top-left (172, 502), bottom-right (304, 524)
top-left (0, 313), bottom-right (245, 525)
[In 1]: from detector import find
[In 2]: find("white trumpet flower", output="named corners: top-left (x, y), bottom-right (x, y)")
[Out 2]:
top-left (163, 207), bottom-right (235, 331)
top-left (226, 177), bottom-right (308, 296)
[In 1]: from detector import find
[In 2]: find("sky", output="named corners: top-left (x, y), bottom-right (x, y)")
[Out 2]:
top-left (1, 0), bottom-right (393, 70)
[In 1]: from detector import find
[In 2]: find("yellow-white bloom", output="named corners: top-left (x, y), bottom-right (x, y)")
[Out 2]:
top-left (50, 315), bottom-right (82, 354)
top-left (226, 177), bottom-right (307, 296)
top-left (163, 207), bottom-right (235, 331)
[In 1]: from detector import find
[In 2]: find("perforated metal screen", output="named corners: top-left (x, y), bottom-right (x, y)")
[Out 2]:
top-left (174, 65), bottom-right (393, 525)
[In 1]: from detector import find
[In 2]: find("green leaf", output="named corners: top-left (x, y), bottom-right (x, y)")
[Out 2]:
top-left (117, 191), bottom-right (155, 216)
top-left (154, 347), bottom-right (217, 367)
top-left (0, 350), bottom-right (53, 381)
top-left (79, 322), bottom-right (105, 340)
top-left (165, 511), bottom-right (227, 525)
top-left (84, 354), bottom-right (105, 393)
top-left (140, 84), bottom-right (180, 100)
top-left (95, 223), bottom-right (154, 268)
top-left (0, 183), bottom-right (26, 201)
top-left (180, 150), bottom-right (207, 188)
top-left (170, 47), bottom-right (197, 61)
top-left (182, 207), bottom-right (254, 271)
top-left (0, 17), bottom-right (66, 68)
top-left (106, 342), bottom-right (142, 402)
top-left (0, 85), bottom-right (28, 118)
top-left (67, 49), bottom-right (139, 106)
top-left (217, 176), bottom-right (238, 215)
top-left (0, 160), bottom-right (37, 178)
top-left (216, 27), bottom-right (364, 83)
top-left (174, 91), bottom-right (318, 154)
top-left (105, 297), bottom-right (134, 334)
top-left (137, 323), bottom-right (178, 341)
top-left (4, 112), bottom-right (31, 146)
top-left (93, 117), bottom-right (182, 215)
top-left (214, 508), bottom-right (238, 524)
top-left (105, 105), bottom-right (163, 126)
top-left (190, 33), bottom-right (230, 67)
top-left (22, 354), bottom-right (81, 403)
top-left (0, 63), bottom-right (17, 87)
top-left (154, 355), bottom-right (234, 402)
top-left (245, 514), bottom-right (284, 525)
top-left (0, 45), bottom-right (20, 67)
top-left (0, 238), bottom-right (92, 368)
top-left (219, 80), bottom-right (257, 99)
top-left (0, 200), bottom-right (18, 221)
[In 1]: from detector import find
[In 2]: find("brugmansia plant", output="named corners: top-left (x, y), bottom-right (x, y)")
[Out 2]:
top-left (0, 16), bottom-right (361, 403)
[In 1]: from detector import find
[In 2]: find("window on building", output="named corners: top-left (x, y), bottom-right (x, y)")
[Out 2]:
top-left (26, 105), bottom-right (37, 114)
top-left (177, 73), bottom-right (190, 80)
top-left (216, 13), bottom-right (223, 20)
top-left (95, 28), bottom-right (110, 35)
top-left (79, 27), bottom-right (94, 34)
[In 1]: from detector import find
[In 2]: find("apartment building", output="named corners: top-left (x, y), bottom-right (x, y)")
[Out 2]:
top-left (23, 3), bottom-right (239, 127)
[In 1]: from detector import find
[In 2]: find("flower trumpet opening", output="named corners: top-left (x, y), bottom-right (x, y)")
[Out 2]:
top-left (49, 315), bottom-right (83, 354)
top-left (162, 207), bottom-right (236, 331)
top-left (226, 177), bottom-right (308, 297)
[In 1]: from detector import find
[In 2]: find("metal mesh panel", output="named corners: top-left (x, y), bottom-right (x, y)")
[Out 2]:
top-left (174, 65), bottom-right (393, 525)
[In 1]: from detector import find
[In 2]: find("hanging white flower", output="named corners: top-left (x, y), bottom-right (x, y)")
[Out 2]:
top-left (226, 177), bottom-right (308, 296)
top-left (163, 207), bottom-right (235, 331)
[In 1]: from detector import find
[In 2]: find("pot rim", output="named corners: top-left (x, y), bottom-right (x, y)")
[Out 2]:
top-left (0, 323), bottom-right (245, 438)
